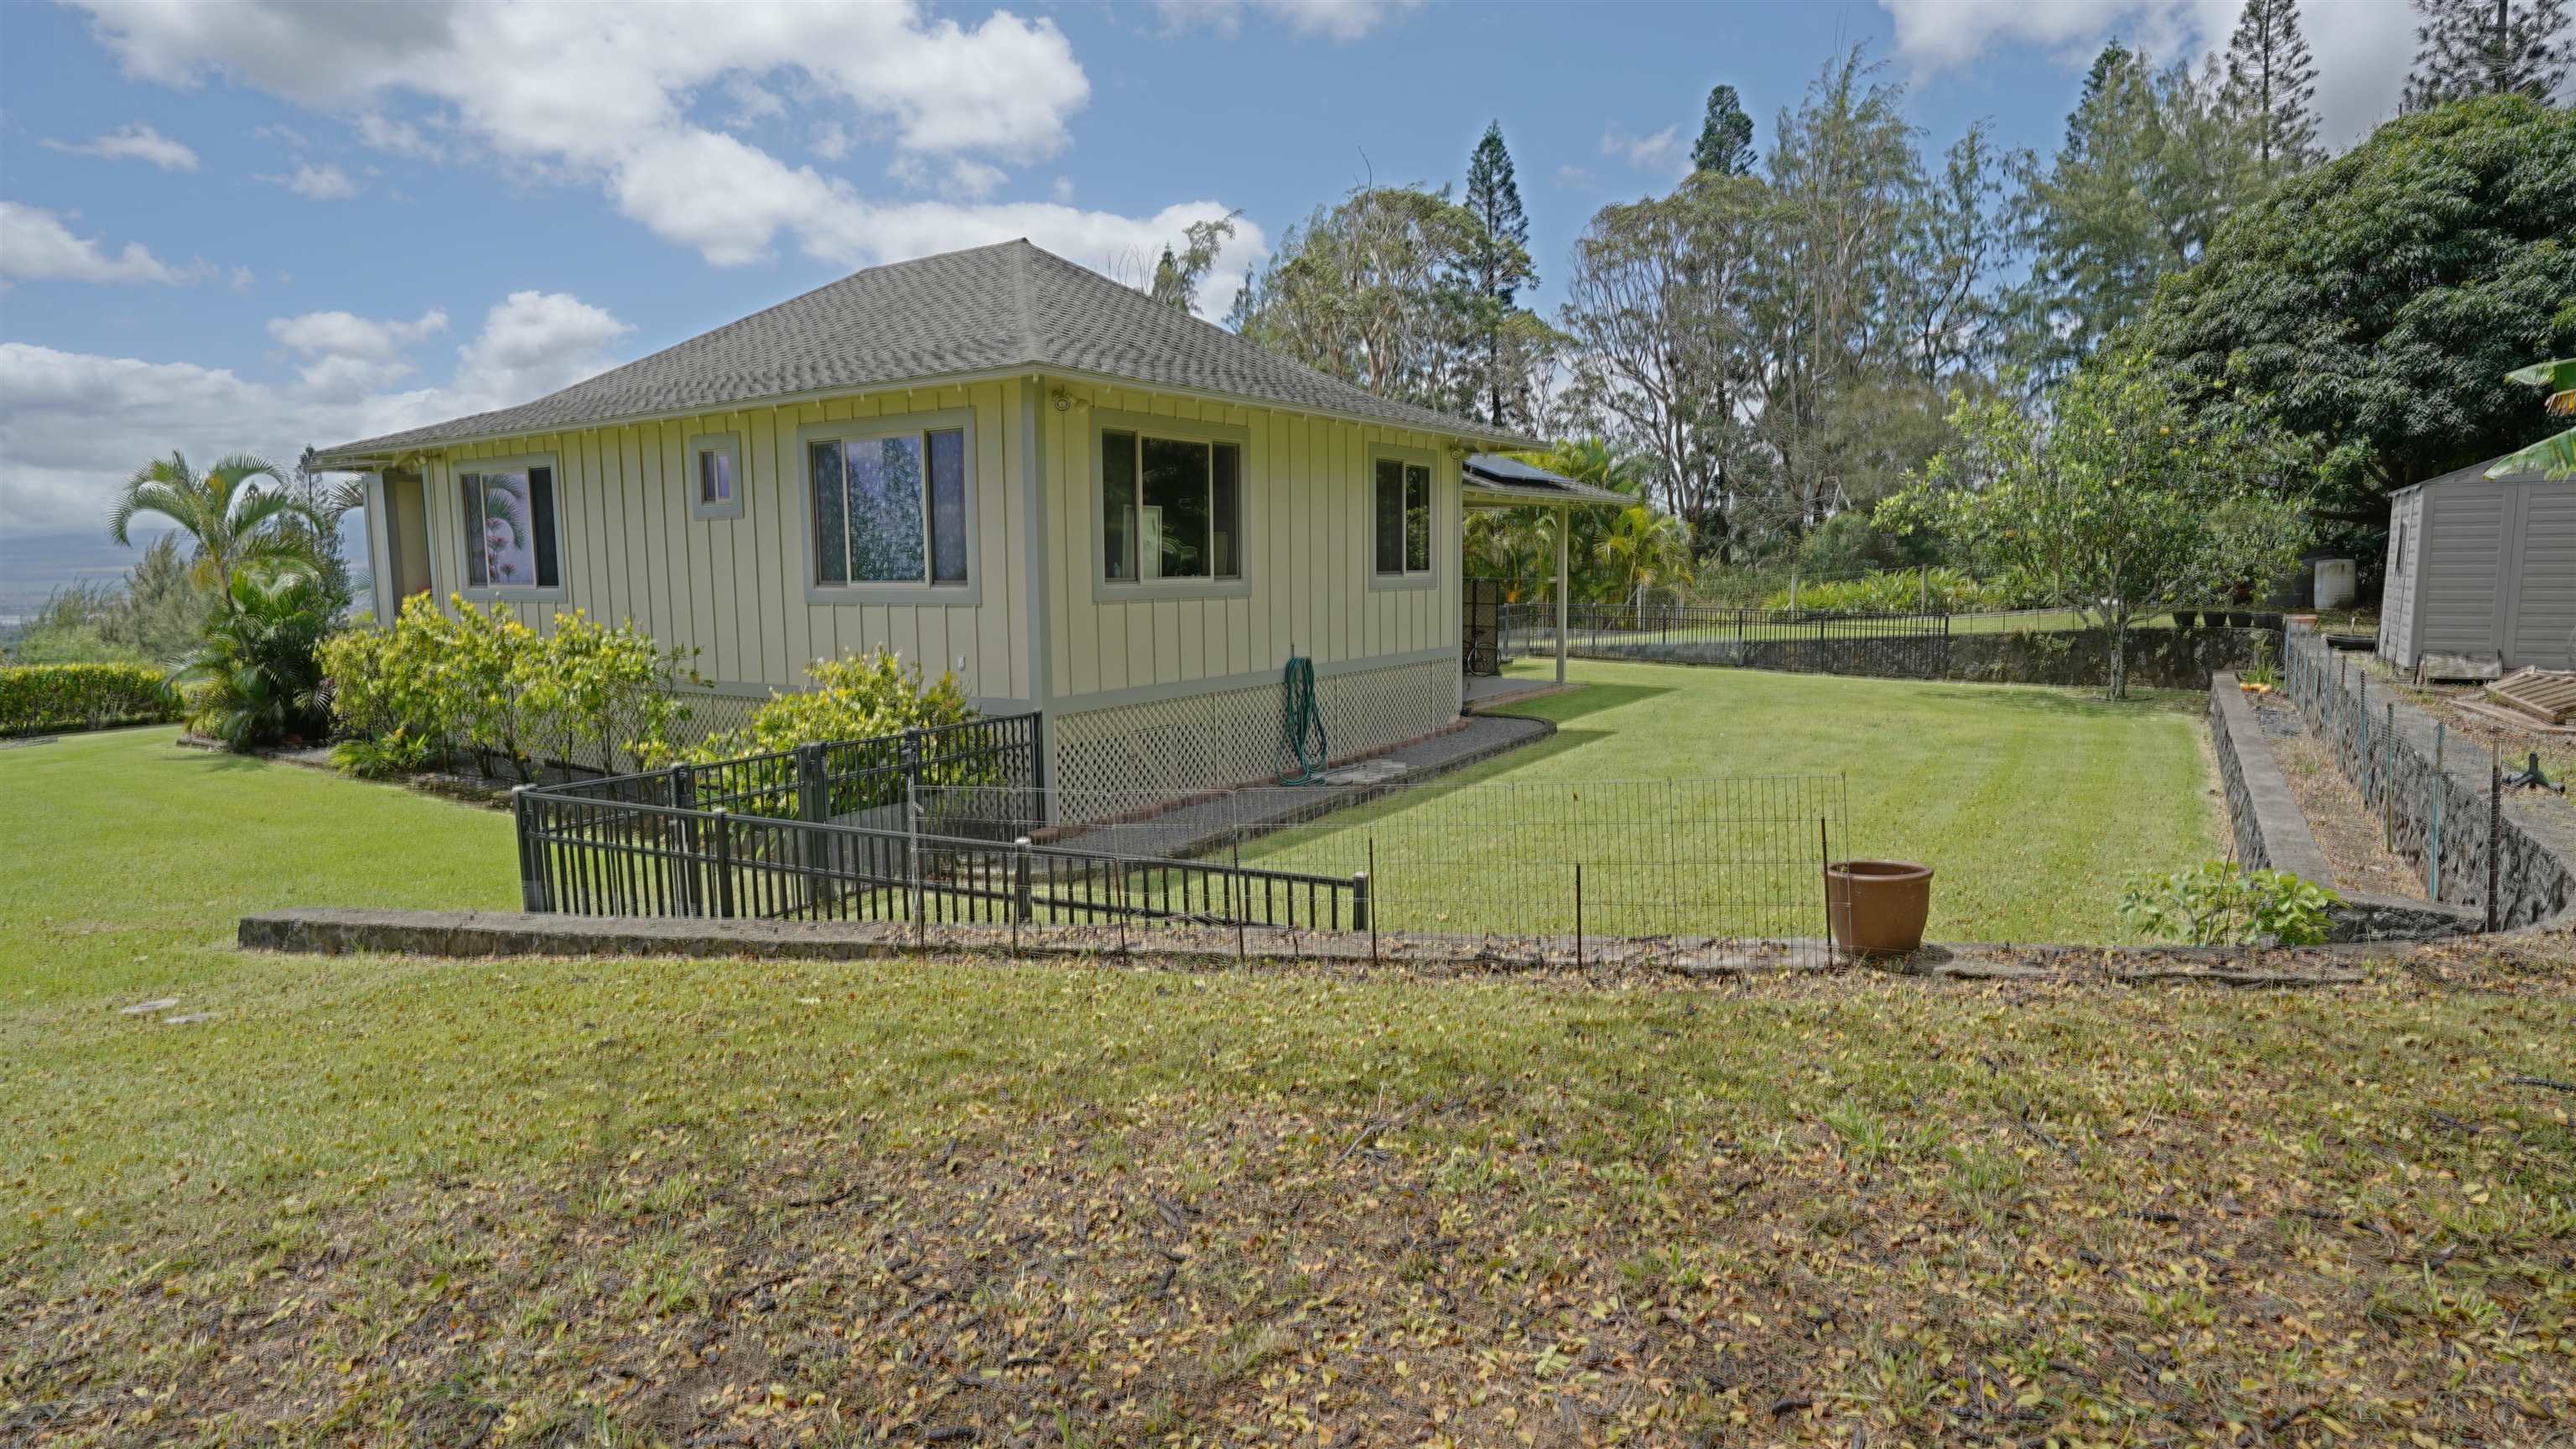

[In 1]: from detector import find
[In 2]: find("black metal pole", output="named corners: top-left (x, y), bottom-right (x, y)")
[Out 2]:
top-left (1573, 862), bottom-right (1583, 971)
top-left (2488, 743), bottom-right (2502, 932)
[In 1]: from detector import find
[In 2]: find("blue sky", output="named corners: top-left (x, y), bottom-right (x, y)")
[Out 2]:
top-left (0, 0), bottom-right (2424, 611)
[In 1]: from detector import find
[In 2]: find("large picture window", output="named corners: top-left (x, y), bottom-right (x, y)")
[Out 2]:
top-left (459, 463), bottom-right (560, 590)
top-left (810, 427), bottom-right (969, 587)
top-left (1103, 428), bottom-right (1240, 583)
top-left (1374, 456), bottom-right (1432, 578)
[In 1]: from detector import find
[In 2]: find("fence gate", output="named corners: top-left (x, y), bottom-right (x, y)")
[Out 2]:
top-left (1462, 579), bottom-right (1507, 678)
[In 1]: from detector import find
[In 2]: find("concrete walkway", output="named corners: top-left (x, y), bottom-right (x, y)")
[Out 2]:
top-left (1045, 713), bottom-right (1552, 861)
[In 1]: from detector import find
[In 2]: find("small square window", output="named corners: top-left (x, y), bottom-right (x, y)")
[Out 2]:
top-left (688, 432), bottom-right (744, 521)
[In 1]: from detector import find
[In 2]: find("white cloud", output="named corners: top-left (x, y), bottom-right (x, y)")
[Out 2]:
top-left (1552, 163), bottom-right (1596, 190)
top-left (1601, 123), bottom-right (1685, 175)
top-left (268, 307), bottom-right (451, 361)
top-left (1877, 0), bottom-right (2421, 148)
top-left (0, 291), bottom-right (634, 535)
top-left (267, 161), bottom-right (360, 199)
top-left (41, 121), bottom-right (200, 170)
top-left (354, 109), bottom-right (444, 160)
top-left (63, 0), bottom-right (1150, 270)
top-left (0, 202), bottom-right (204, 285)
top-left (1156, 0), bottom-right (1425, 42)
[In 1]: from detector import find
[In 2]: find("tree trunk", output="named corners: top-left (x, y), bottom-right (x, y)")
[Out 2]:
top-left (2108, 614), bottom-right (2130, 701)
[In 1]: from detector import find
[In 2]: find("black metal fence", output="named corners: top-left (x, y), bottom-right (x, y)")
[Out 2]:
top-left (1503, 602), bottom-right (1954, 678)
top-left (512, 712), bottom-right (1368, 933)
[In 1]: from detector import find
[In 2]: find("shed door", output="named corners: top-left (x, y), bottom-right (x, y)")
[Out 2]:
top-left (2506, 484), bottom-right (2576, 668)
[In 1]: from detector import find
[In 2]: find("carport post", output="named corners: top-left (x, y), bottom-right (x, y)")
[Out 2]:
top-left (1554, 503), bottom-right (1570, 685)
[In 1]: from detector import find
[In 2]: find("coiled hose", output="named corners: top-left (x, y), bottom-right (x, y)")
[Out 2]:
top-left (1275, 655), bottom-right (1328, 784)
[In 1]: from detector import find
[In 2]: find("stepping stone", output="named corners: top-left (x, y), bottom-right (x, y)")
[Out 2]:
top-left (119, 998), bottom-right (180, 1015)
top-left (162, 1012), bottom-right (220, 1026)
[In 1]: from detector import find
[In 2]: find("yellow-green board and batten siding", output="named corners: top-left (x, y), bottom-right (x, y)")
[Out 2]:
top-left (404, 377), bottom-right (1465, 720)
top-left (418, 382), bottom-right (1036, 706)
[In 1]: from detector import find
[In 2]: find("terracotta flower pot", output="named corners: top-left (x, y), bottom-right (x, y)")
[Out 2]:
top-left (1826, 860), bottom-right (1935, 956)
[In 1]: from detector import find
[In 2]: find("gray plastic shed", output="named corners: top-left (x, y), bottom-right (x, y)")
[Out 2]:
top-left (2375, 456), bottom-right (2575, 673)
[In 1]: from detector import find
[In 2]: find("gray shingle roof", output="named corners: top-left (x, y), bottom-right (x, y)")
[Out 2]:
top-left (313, 240), bottom-right (1535, 465)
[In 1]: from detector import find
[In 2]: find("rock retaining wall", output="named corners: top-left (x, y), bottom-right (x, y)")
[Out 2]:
top-left (2279, 629), bottom-right (2576, 930)
top-left (1566, 625), bottom-right (2262, 690)
top-left (2207, 674), bottom-right (2482, 943)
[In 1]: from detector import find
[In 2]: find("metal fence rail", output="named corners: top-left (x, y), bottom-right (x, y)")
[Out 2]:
top-left (514, 790), bottom-right (1363, 931)
top-left (1503, 602), bottom-right (1953, 678)
top-left (512, 711), bottom-right (1369, 934)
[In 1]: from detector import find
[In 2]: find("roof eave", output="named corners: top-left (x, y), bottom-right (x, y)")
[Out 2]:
top-left (311, 361), bottom-right (1535, 468)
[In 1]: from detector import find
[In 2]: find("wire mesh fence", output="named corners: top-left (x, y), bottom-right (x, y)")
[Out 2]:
top-left (926, 772), bottom-right (1852, 967)
top-left (1499, 602), bottom-right (1953, 678)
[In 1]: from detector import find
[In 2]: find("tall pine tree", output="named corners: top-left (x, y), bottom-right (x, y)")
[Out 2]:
top-left (1462, 120), bottom-right (1539, 426)
top-left (2403, 0), bottom-right (2572, 110)
top-left (1691, 85), bottom-right (1756, 175)
top-left (2223, 0), bottom-right (2320, 175)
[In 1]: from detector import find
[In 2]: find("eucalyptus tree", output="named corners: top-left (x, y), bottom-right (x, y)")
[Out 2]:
top-left (107, 451), bottom-right (322, 595)
top-left (1743, 48), bottom-right (1931, 539)
top-left (1230, 184), bottom-right (1480, 406)
top-left (1557, 171), bottom-right (1766, 559)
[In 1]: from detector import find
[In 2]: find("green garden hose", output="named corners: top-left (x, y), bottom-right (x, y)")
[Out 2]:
top-left (1275, 655), bottom-right (1328, 785)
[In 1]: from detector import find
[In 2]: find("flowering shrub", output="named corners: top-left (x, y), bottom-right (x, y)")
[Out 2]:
top-left (652, 650), bottom-right (975, 766)
top-left (320, 595), bottom-right (694, 781)
top-left (0, 663), bottom-right (182, 736)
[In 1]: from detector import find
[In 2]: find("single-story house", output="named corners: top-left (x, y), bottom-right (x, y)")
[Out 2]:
top-left (2376, 455), bottom-right (2575, 674)
top-left (315, 239), bottom-right (1621, 797)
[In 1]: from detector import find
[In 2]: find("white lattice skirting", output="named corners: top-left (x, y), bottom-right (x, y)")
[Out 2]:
top-left (1051, 658), bottom-right (1459, 803)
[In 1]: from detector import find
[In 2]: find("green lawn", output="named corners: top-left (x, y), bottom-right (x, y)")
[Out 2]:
top-left (2, 726), bottom-right (2570, 1446)
top-left (1249, 660), bottom-right (2220, 945)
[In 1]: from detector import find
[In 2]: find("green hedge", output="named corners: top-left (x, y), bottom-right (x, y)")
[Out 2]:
top-left (0, 663), bottom-right (183, 737)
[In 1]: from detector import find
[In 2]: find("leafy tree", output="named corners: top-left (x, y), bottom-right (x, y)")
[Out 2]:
top-left (1891, 353), bottom-right (2314, 699)
top-left (1559, 173), bottom-right (1767, 558)
top-left (1148, 212), bottom-right (1239, 314)
top-left (1745, 49), bottom-right (1930, 537)
top-left (1232, 185), bottom-right (1480, 406)
top-left (2136, 96), bottom-right (2576, 548)
top-left (1691, 84), bottom-right (1755, 175)
top-left (2222, 0), bottom-right (2322, 176)
top-left (2403, 0), bottom-right (2572, 110)
top-left (2003, 44), bottom-right (2263, 385)
top-left (1592, 500), bottom-right (1694, 605)
top-left (109, 451), bottom-right (324, 595)
top-left (1460, 121), bottom-right (1540, 427)
top-left (1895, 122), bottom-right (2013, 383)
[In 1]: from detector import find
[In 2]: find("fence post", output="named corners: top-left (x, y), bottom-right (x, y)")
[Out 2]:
top-left (2382, 702), bottom-right (2397, 849)
top-left (710, 807), bottom-right (735, 919)
top-left (1012, 835), bottom-right (1031, 955)
top-left (1819, 816), bottom-right (1835, 967)
top-left (668, 765), bottom-right (697, 917)
top-left (797, 742), bottom-right (826, 911)
top-left (1573, 862), bottom-right (1584, 971)
top-left (2428, 722), bottom-right (2445, 900)
top-left (906, 775), bottom-right (923, 950)
top-left (2486, 744), bottom-right (2501, 932)
top-left (512, 786), bottom-right (547, 912)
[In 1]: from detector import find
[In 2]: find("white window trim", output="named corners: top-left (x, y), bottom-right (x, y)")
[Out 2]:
top-left (688, 430), bottom-right (745, 522)
top-left (793, 408), bottom-right (981, 607)
top-left (1366, 444), bottom-right (1441, 594)
top-left (454, 451), bottom-right (567, 601)
top-left (1090, 408), bottom-right (1254, 604)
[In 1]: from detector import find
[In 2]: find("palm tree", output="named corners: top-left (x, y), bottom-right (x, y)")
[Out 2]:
top-left (108, 451), bottom-right (323, 594)
top-left (1593, 502), bottom-right (1693, 610)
